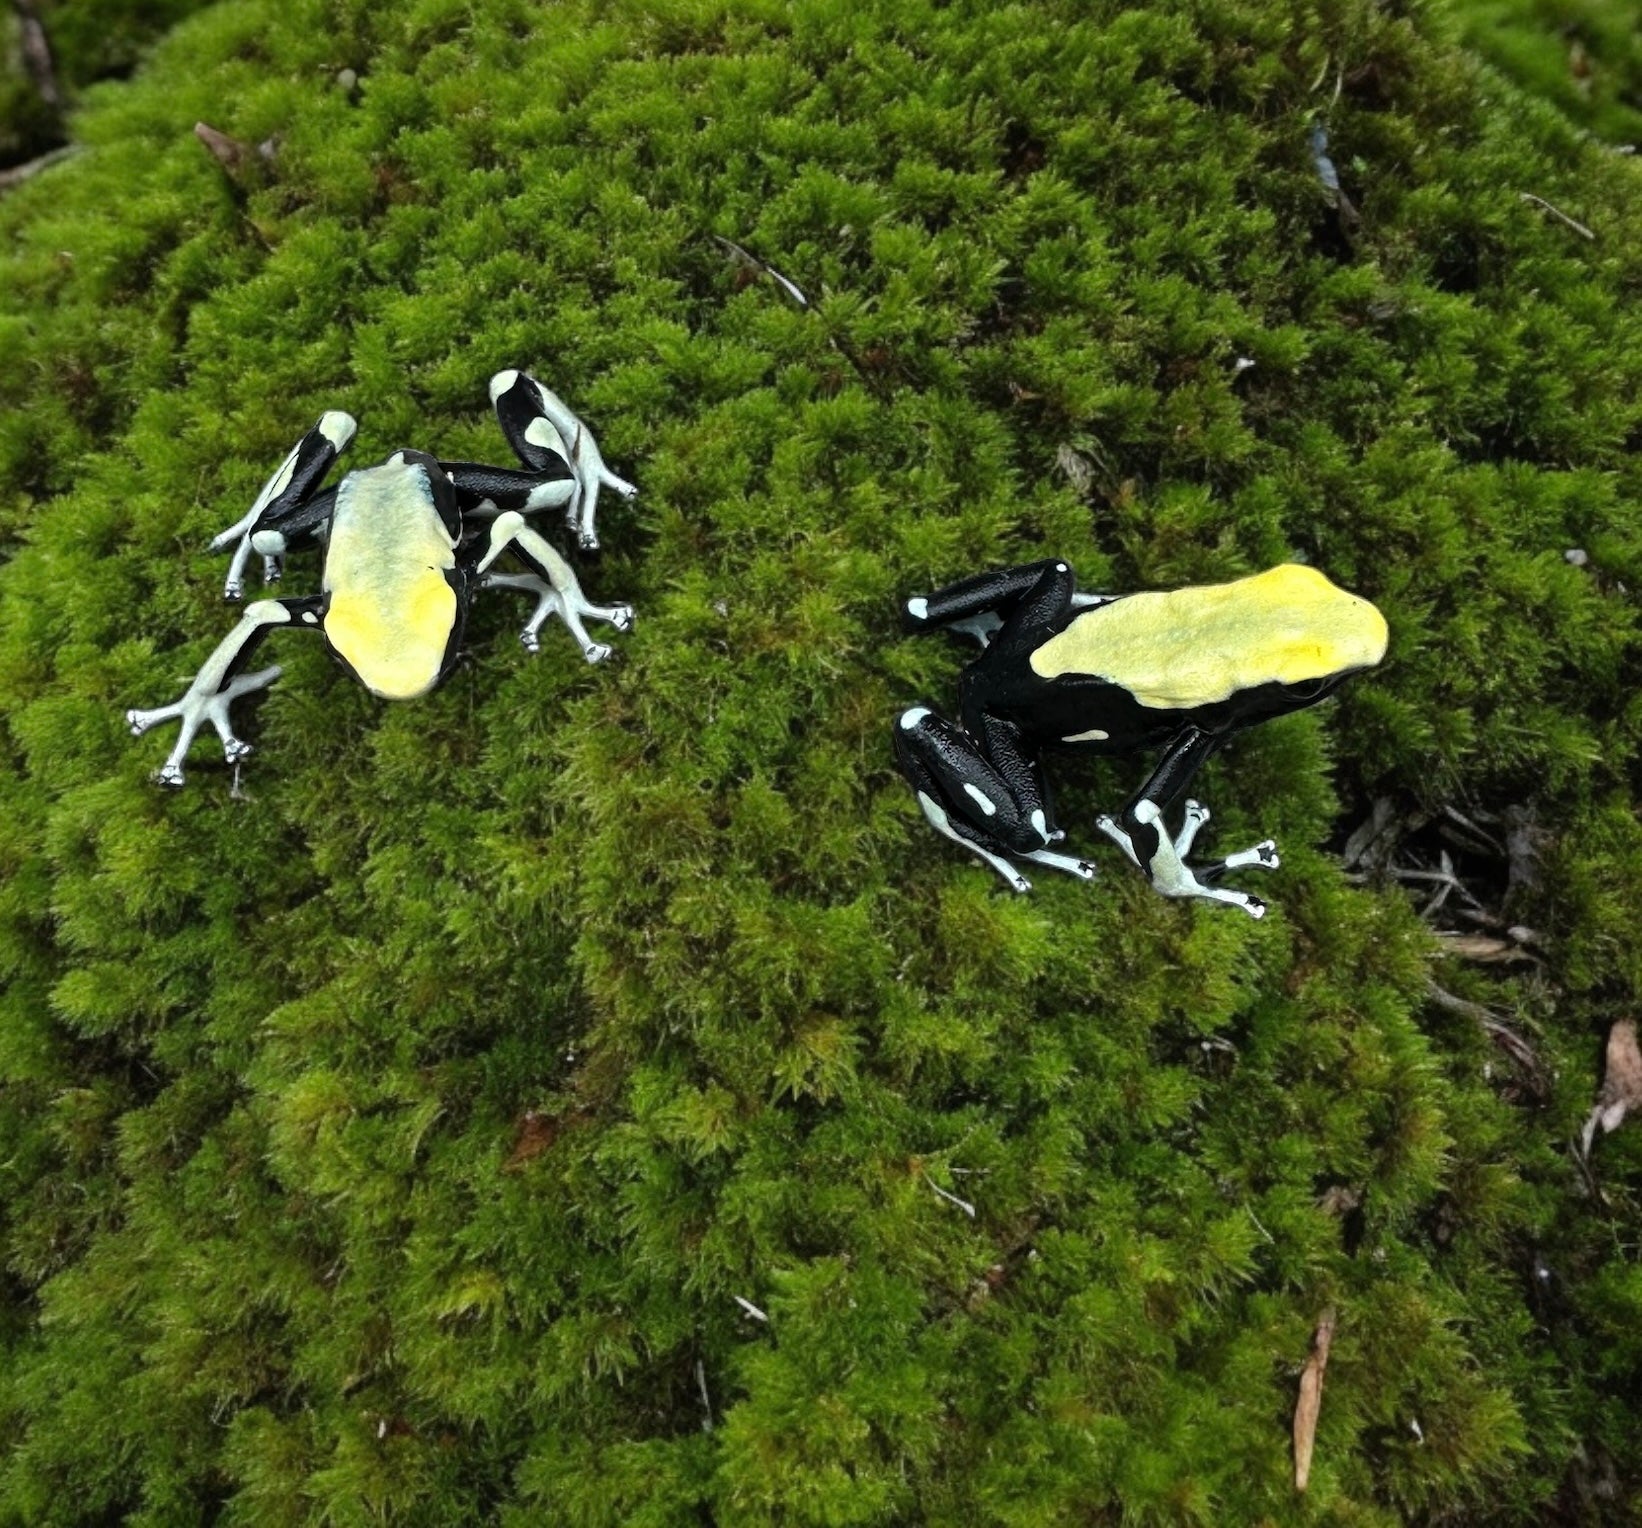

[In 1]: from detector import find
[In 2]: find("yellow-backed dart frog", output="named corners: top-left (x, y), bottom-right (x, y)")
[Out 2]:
top-left (127, 370), bottom-right (637, 786)
top-left (894, 560), bottom-right (1388, 916)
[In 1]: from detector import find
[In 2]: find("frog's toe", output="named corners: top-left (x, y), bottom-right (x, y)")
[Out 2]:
top-left (1173, 799), bottom-right (1211, 857)
top-left (1219, 839), bottom-right (1279, 873)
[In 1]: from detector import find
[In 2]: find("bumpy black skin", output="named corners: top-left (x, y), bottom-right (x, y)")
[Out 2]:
top-left (894, 558), bottom-right (1378, 906)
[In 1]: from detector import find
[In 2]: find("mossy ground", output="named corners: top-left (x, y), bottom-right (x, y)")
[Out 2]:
top-left (2, 0), bottom-right (1641, 1523)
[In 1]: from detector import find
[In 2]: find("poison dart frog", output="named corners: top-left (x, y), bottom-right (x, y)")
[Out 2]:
top-left (127, 371), bottom-right (636, 786)
top-left (894, 560), bottom-right (1387, 916)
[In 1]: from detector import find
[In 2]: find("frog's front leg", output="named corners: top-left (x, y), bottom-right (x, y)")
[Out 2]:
top-left (210, 415), bottom-right (354, 600)
top-left (1095, 727), bottom-right (1278, 917)
top-left (474, 513), bottom-right (633, 662)
top-left (894, 706), bottom-right (1095, 892)
top-left (903, 561), bottom-right (1119, 649)
top-left (126, 596), bottom-right (324, 785)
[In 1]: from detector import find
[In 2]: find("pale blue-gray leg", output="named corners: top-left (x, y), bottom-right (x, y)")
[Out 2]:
top-left (1095, 798), bottom-right (1277, 917)
top-left (126, 599), bottom-right (316, 785)
top-left (477, 514), bottom-right (634, 663)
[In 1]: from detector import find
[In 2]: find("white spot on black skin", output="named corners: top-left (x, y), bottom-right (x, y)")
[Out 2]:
top-left (963, 782), bottom-right (996, 816)
top-left (1031, 809), bottom-right (1049, 842)
top-left (917, 790), bottom-right (1030, 893)
top-left (488, 369), bottom-right (520, 405)
top-left (899, 707), bottom-right (930, 730)
top-left (301, 611), bottom-right (318, 624)
top-left (1055, 563), bottom-right (1068, 572)
top-left (1061, 726), bottom-right (1109, 743)
top-left (906, 597), bottom-right (929, 621)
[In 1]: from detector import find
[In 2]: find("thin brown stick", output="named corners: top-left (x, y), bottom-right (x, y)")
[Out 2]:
top-left (1519, 192), bottom-right (1596, 241)
top-left (1294, 1308), bottom-right (1337, 1491)
top-left (0, 143), bottom-right (78, 193)
top-left (12, 0), bottom-right (61, 107)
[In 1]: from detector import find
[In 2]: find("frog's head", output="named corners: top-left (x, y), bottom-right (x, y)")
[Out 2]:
top-left (1263, 564), bottom-right (1388, 687)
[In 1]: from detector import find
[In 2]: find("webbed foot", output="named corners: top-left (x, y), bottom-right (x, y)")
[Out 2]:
top-left (1096, 799), bottom-right (1277, 918)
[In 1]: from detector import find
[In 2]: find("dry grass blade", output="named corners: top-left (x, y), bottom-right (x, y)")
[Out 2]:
top-left (1436, 932), bottom-right (1533, 964)
top-left (13, 0), bottom-right (62, 108)
top-left (1580, 1018), bottom-right (1642, 1158)
top-left (1294, 1307), bottom-right (1337, 1491)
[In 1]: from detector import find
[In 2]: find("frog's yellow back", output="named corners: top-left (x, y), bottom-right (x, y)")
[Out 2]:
top-left (1029, 564), bottom-right (1387, 710)
top-left (323, 461), bottom-right (458, 700)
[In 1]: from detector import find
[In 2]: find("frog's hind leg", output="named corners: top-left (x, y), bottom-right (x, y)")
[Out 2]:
top-left (126, 595), bottom-right (323, 786)
top-left (487, 370), bottom-right (636, 552)
top-left (1095, 728), bottom-right (1276, 917)
top-left (474, 512), bottom-right (633, 663)
top-left (893, 706), bottom-right (1095, 893)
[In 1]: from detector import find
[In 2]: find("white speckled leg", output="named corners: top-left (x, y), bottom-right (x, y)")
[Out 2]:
top-left (493, 376), bottom-right (637, 551)
top-left (126, 601), bottom-right (305, 786)
top-left (918, 791), bottom-right (1031, 894)
top-left (210, 411), bottom-right (355, 598)
top-left (1215, 840), bottom-right (1280, 874)
top-left (1174, 799), bottom-right (1210, 858)
top-left (1096, 800), bottom-right (1270, 918)
top-left (1021, 847), bottom-right (1097, 881)
top-left (477, 516), bottom-right (634, 663)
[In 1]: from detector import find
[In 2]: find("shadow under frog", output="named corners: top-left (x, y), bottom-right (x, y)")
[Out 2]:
top-left (894, 560), bottom-right (1388, 916)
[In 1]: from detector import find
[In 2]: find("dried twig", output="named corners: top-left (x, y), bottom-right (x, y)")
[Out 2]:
top-left (0, 143), bottom-right (78, 193)
top-left (712, 235), bottom-right (809, 307)
top-left (928, 1179), bottom-right (976, 1218)
top-left (1435, 932), bottom-right (1534, 965)
top-left (1294, 1308), bottom-right (1337, 1491)
top-left (1425, 980), bottom-right (1546, 1085)
top-left (12, 0), bottom-right (61, 108)
top-left (1519, 192), bottom-right (1596, 242)
top-left (695, 1359), bottom-right (714, 1432)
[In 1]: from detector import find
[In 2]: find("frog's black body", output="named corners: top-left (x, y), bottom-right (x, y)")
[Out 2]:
top-left (895, 558), bottom-right (1388, 915)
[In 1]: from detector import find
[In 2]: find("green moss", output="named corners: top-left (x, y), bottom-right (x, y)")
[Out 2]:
top-left (1456, 0), bottom-right (1642, 145)
top-left (2, 0), bottom-right (1641, 1521)
top-left (2, 0), bottom-right (215, 166)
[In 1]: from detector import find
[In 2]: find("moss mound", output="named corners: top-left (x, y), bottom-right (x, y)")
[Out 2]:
top-left (2, 0), bottom-right (1641, 1521)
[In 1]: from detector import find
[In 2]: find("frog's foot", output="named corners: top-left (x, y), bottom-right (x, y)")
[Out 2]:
top-left (1096, 799), bottom-right (1273, 918)
top-left (126, 597), bottom-right (321, 786)
top-left (480, 564), bottom-right (634, 663)
top-left (1174, 799), bottom-right (1210, 857)
top-left (489, 370), bottom-right (636, 552)
top-left (128, 662), bottom-right (283, 787)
